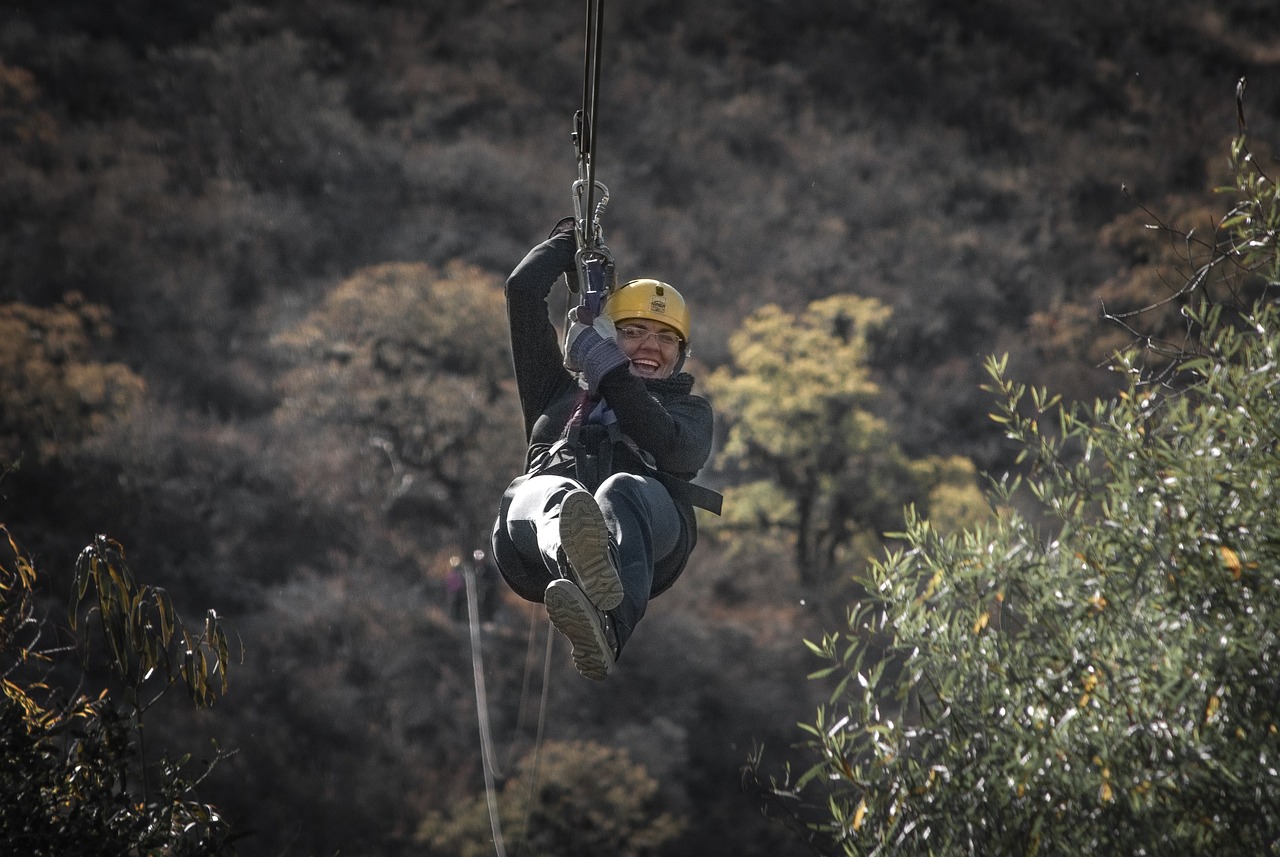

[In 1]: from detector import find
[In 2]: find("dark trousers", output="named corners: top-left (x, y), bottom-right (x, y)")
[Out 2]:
top-left (502, 472), bottom-right (681, 652)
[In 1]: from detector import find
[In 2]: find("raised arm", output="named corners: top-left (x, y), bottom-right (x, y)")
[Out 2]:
top-left (505, 220), bottom-right (577, 439)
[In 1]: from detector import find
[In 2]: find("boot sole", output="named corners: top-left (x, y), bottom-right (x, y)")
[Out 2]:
top-left (545, 579), bottom-right (613, 681)
top-left (559, 489), bottom-right (624, 610)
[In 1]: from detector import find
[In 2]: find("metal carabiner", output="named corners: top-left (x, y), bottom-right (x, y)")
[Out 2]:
top-left (573, 243), bottom-right (614, 322)
top-left (572, 177), bottom-right (610, 253)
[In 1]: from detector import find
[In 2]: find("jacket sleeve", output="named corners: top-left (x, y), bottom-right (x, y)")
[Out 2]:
top-left (597, 369), bottom-right (714, 478)
top-left (505, 230), bottom-right (577, 440)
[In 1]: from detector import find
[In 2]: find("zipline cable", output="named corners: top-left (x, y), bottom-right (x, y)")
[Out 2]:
top-left (573, 0), bottom-right (607, 252)
top-left (570, 0), bottom-right (614, 324)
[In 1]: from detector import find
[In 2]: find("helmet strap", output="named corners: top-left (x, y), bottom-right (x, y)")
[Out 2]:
top-left (672, 345), bottom-right (688, 375)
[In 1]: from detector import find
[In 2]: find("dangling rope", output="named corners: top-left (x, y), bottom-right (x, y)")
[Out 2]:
top-left (463, 566), bottom-right (509, 857)
top-left (511, 620), bottom-right (555, 857)
top-left (464, 565), bottom-right (555, 857)
top-left (502, 602), bottom-right (545, 774)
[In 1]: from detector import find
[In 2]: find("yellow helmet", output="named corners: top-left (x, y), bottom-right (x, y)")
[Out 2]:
top-left (605, 279), bottom-right (691, 343)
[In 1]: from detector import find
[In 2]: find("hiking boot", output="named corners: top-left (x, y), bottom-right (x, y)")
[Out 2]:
top-left (544, 579), bottom-right (617, 681)
top-left (558, 489), bottom-right (624, 611)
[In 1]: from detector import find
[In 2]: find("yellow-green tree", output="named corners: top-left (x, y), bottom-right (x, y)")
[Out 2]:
top-left (415, 740), bottom-right (685, 857)
top-left (706, 295), bottom-right (986, 587)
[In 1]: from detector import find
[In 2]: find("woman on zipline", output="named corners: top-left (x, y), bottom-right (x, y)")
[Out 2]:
top-left (491, 217), bottom-right (718, 680)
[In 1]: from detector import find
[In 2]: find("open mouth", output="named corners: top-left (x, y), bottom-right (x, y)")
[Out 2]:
top-left (630, 357), bottom-right (662, 375)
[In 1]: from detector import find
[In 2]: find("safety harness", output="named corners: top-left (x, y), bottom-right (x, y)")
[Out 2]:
top-left (526, 393), bottom-right (723, 515)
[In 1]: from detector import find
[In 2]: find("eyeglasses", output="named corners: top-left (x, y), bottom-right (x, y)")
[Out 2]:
top-left (616, 325), bottom-right (683, 348)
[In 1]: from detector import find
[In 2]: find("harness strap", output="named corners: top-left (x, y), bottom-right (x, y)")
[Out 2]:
top-left (656, 472), bottom-right (723, 515)
top-left (535, 387), bottom-right (724, 513)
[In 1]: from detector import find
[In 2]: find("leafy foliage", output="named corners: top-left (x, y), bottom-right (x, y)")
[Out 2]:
top-left (5, 2), bottom-right (1280, 855)
top-left (71, 534), bottom-right (235, 711)
top-left (772, 122), bottom-right (1280, 856)
top-left (272, 260), bottom-right (524, 545)
top-left (706, 295), bottom-right (988, 587)
top-left (415, 739), bottom-right (686, 857)
top-left (0, 294), bottom-right (144, 464)
top-left (0, 527), bottom-right (237, 855)
top-left (1028, 124), bottom-right (1278, 401)
top-left (0, 60), bottom-right (57, 146)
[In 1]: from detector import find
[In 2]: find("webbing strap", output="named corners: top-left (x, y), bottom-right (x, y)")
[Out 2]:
top-left (575, 0), bottom-right (606, 249)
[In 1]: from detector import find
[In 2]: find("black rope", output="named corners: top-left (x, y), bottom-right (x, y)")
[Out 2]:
top-left (577, 0), bottom-right (605, 247)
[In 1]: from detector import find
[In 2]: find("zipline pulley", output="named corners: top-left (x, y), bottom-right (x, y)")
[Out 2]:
top-left (569, 0), bottom-right (613, 323)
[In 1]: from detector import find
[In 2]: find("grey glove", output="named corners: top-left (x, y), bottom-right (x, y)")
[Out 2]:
top-left (564, 306), bottom-right (616, 363)
top-left (566, 312), bottom-right (628, 391)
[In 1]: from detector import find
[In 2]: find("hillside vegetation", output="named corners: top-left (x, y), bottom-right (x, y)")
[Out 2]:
top-left (2, 1), bottom-right (1279, 855)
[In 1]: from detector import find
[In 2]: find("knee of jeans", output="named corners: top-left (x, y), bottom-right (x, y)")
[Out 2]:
top-left (597, 471), bottom-right (646, 497)
top-left (597, 472), bottom-right (657, 514)
top-left (595, 472), bottom-right (645, 525)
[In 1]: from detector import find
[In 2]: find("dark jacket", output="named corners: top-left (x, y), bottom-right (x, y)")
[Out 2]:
top-left (492, 227), bottom-right (715, 602)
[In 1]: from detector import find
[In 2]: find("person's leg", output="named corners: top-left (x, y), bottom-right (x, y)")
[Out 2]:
top-left (544, 578), bottom-right (616, 680)
top-left (594, 473), bottom-right (682, 653)
top-left (503, 474), bottom-right (580, 585)
top-left (505, 474), bottom-right (624, 680)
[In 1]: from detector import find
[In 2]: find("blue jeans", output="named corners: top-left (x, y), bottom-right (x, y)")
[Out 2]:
top-left (503, 472), bottom-right (681, 652)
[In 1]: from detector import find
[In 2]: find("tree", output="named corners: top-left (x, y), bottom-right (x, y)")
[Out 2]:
top-left (763, 104), bottom-right (1280, 856)
top-left (0, 293), bottom-right (145, 464)
top-left (0, 526), bottom-right (238, 855)
top-left (415, 739), bottom-right (685, 857)
top-left (705, 294), bottom-right (987, 589)
top-left (271, 260), bottom-right (525, 547)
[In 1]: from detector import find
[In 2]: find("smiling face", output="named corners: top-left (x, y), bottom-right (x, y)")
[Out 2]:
top-left (615, 317), bottom-right (683, 379)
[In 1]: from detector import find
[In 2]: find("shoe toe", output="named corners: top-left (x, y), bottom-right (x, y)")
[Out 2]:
top-left (544, 579), bottom-right (613, 680)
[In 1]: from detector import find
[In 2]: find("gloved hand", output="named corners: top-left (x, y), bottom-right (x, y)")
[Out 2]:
top-left (544, 216), bottom-right (580, 291)
top-left (564, 309), bottom-right (627, 390)
top-left (563, 306), bottom-right (617, 366)
top-left (547, 216), bottom-right (576, 240)
top-left (551, 216), bottom-right (617, 294)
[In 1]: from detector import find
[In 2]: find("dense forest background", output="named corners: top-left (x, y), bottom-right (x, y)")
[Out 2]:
top-left (3, 1), bottom-right (1280, 855)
